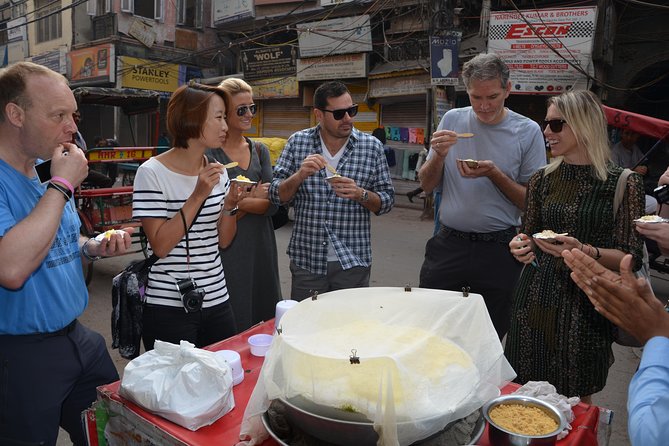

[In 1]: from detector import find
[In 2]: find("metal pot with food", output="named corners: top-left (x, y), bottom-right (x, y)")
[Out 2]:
top-left (240, 287), bottom-right (516, 446)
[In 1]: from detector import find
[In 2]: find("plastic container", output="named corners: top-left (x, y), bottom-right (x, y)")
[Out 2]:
top-left (248, 334), bottom-right (273, 357)
top-left (275, 299), bottom-right (299, 331)
top-left (214, 350), bottom-right (244, 386)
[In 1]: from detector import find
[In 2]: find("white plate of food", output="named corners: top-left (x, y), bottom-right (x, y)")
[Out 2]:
top-left (94, 229), bottom-right (125, 241)
top-left (457, 158), bottom-right (479, 168)
top-left (325, 173), bottom-right (343, 181)
top-left (230, 175), bottom-right (257, 185)
top-left (634, 215), bottom-right (669, 224)
top-left (532, 230), bottom-right (568, 242)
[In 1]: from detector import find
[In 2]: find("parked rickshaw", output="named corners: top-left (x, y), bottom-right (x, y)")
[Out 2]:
top-left (72, 87), bottom-right (163, 284)
top-left (604, 105), bottom-right (669, 273)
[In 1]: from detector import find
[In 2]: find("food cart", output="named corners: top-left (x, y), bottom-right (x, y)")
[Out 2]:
top-left (84, 287), bottom-right (614, 446)
top-left (84, 319), bottom-right (610, 446)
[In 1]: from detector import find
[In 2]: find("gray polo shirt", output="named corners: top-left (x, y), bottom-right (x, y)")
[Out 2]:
top-left (431, 107), bottom-right (546, 233)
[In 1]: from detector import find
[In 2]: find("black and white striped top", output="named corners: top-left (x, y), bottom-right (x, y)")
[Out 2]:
top-left (132, 157), bottom-right (230, 309)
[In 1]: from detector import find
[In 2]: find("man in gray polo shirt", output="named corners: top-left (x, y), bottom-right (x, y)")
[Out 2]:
top-left (418, 53), bottom-right (546, 338)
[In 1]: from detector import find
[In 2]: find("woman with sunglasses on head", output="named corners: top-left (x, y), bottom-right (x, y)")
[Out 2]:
top-left (205, 78), bottom-right (282, 333)
top-left (507, 90), bottom-right (645, 403)
top-left (133, 83), bottom-right (248, 350)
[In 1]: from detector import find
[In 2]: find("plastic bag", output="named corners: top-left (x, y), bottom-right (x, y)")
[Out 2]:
top-left (119, 340), bottom-right (235, 431)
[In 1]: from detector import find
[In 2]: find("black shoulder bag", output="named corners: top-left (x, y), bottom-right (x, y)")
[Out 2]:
top-left (253, 139), bottom-right (289, 230)
top-left (111, 200), bottom-right (206, 359)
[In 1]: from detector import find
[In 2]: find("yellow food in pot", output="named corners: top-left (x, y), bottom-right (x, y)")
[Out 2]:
top-left (489, 403), bottom-right (558, 436)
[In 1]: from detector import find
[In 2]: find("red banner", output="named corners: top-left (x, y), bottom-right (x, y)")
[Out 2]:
top-left (603, 105), bottom-right (669, 141)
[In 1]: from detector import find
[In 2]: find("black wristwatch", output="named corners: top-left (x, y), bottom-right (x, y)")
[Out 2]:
top-left (222, 206), bottom-right (239, 216)
top-left (360, 189), bottom-right (369, 203)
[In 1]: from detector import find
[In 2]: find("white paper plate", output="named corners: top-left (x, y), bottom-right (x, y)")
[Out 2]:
top-left (231, 178), bottom-right (257, 185)
top-left (532, 231), bottom-right (568, 242)
top-left (634, 216), bottom-right (669, 224)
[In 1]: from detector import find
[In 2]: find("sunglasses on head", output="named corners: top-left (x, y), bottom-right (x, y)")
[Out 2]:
top-left (543, 119), bottom-right (568, 133)
top-left (236, 104), bottom-right (257, 117)
top-left (320, 104), bottom-right (359, 120)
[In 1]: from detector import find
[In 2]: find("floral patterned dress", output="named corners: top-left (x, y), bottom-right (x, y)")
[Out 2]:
top-left (505, 162), bottom-right (644, 397)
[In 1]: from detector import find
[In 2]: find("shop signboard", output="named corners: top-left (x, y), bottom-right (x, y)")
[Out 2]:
top-left (120, 56), bottom-right (179, 93)
top-left (433, 86), bottom-right (452, 128)
top-left (250, 77), bottom-right (299, 99)
top-left (213, 0), bottom-right (254, 24)
top-left (297, 15), bottom-right (372, 58)
top-left (6, 40), bottom-right (27, 65)
top-left (179, 65), bottom-right (203, 84)
top-left (296, 53), bottom-right (367, 81)
top-left (488, 6), bottom-right (597, 94)
top-left (369, 74), bottom-right (431, 98)
top-left (31, 47), bottom-right (67, 74)
top-left (7, 17), bottom-right (27, 42)
top-left (430, 32), bottom-right (462, 85)
top-left (175, 28), bottom-right (198, 51)
top-left (242, 45), bottom-right (297, 81)
top-left (68, 43), bottom-right (115, 86)
top-left (128, 17), bottom-right (156, 48)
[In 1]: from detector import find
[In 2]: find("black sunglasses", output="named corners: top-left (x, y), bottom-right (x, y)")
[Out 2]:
top-left (543, 119), bottom-right (568, 133)
top-left (320, 104), bottom-right (358, 120)
top-left (236, 104), bottom-right (257, 117)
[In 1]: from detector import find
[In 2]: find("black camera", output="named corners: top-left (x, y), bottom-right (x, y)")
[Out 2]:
top-left (176, 278), bottom-right (205, 313)
top-left (653, 184), bottom-right (669, 204)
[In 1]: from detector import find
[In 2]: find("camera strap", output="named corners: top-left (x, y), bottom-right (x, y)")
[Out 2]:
top-left (178, 200), bottom-right (206, 276)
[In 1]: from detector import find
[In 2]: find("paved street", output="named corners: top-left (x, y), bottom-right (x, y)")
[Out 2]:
top-left (58, 194), bottom-right (651, 445)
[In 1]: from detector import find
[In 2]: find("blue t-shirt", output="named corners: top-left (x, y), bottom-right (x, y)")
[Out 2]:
top-left (0, 160), bottom-right (87, 334)
top-left (628, 336), bottom-right (669, 446)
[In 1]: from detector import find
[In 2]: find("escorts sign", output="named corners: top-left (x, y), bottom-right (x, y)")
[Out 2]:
top-left (505, 23), bottom-right (572, 39)
top-left (488, 6), bottom-right (597, 94)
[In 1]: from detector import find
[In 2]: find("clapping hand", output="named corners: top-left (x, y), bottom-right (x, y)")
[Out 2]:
top-left (563, 249), bottom-right (669, 344)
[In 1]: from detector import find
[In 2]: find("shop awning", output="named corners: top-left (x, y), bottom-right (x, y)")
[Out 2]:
top-left (603, 105), bottom-right (669, 141)
top-left (72, 87), bottom-right (161, 115)
top-left (368, 59), bottom-right (429, 79)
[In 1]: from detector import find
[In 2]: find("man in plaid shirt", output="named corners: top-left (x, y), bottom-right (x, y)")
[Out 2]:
top-left (269, 81), bottom-right (394, 300)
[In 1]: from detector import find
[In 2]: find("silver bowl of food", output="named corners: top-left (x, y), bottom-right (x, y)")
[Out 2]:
top-left (482, 395), bottom-right (567, 446)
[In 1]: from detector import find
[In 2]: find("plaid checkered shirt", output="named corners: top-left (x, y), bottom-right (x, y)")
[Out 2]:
top-left (269, 126), bottom-right (394, 275)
